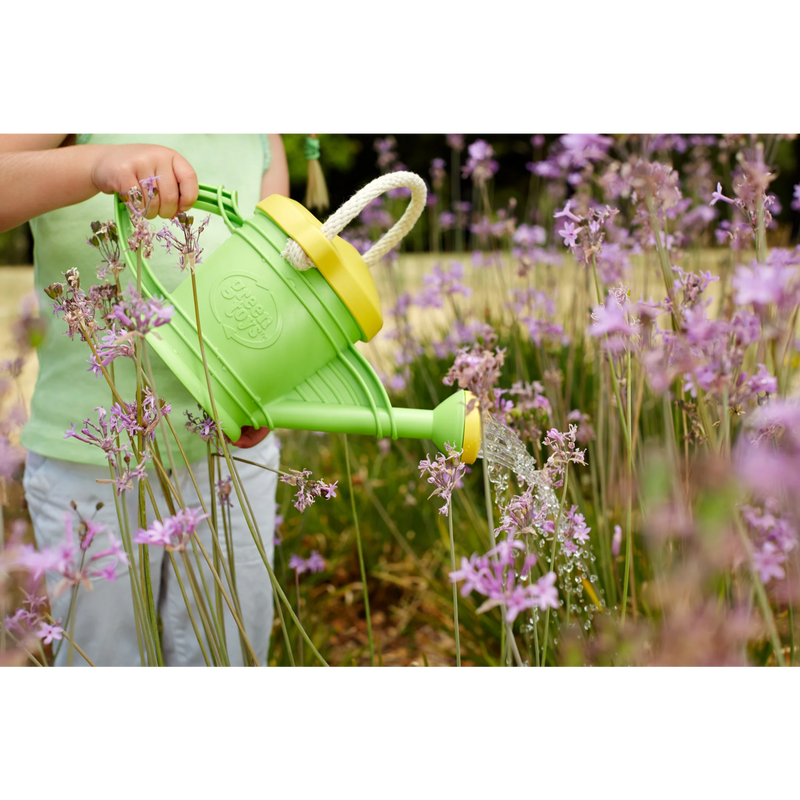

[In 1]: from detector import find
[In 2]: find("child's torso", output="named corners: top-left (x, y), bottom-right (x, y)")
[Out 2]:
top-left (23, 131), bottom-right (269, 464)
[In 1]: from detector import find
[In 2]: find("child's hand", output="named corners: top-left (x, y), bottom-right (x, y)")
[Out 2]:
top-left (90, 144), bottom-right (199, 220)
top-left (229, 426), bottom-right (272, 449)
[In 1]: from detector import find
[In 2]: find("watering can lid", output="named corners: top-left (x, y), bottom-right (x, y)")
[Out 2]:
top-left (257, 195), bottom-right (383, 342)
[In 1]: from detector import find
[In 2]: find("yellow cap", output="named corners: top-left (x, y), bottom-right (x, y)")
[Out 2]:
top-left (257, 195), bottom-right (383, 342)
top-left (461, 391), bottom-right (482, 464)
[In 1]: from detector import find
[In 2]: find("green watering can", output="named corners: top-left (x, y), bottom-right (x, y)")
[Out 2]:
top-left (113, 172), bottom-right (481, 463)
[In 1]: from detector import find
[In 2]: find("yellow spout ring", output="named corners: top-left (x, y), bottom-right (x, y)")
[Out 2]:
top-left (461, 391), bottom-right (481, 464)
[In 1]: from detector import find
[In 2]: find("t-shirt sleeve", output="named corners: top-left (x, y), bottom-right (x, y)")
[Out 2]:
top-left (260, 134), bottom-right (272, 173)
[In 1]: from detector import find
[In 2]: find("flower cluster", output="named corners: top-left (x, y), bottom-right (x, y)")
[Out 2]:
top-left (494, 484), bottom-right (547, 539)
top-left (17, 512), bottom-right (128, 595)
top-left (492, 381), bottom-right (552, 444)
top-left (87, 325), bottom-right (135, 375)
top-left (46, 268), bottom-right (99, 341)
top-left (462, 140), bottom-right (498, 185)
top-left (185, 406), bottom-right (219, 443)
top-left (67, 391), bottom-right (170, 449)
top-left (123, 177), bottom-right (159, 258)
top-left (710, 146), bottom-right (777, 242)
top-left (741, 503), bottom-right (798, 583)
top-left (108, 285), bottom-right (174, 336)
top-left (510, 288), bottom-right (566, 349)
top-left (415, 261), bottom-right (472, 309)
top-left (216, 475), bottom-right (233, 508)
top-left (87, 220), bottom-right (123, 281)
top-left (289, 550), bottom-right (326, 576)
top-left (446, 134), bottom-right (464, 153)
top-left (134, 507), bottom-right (209, 552)
top-left (588, 289), bottom-right (640, 354)
top-left (543, 425), bottom-right (587, 488)
top-left (418, 443), bottom-right (466, 516)
top-left (5, 590), bottom-right (49, 644)
top-left (443, 344), bottom-right (506, 413)
top-left (450, 539), bottom-right (558, 623)
top-left (555, 200), bottom-right (620, 266)
top-left (155, 212), bottom-right (212, 272)
top-left (279, 469), bottom-right (338, 512)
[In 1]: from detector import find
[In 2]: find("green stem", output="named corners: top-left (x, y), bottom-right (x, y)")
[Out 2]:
top-left (622, 349), bottom-right (635, 624)
top-left (479, 413), bottom-right (494, 545)
top-left (344, 435), bottom-right (375, 666)
top-left (295, 571), bottom-right (304, 665)
top-left (448, 509), bottom-right (461, 667)
top-left (735, 517), bottom-right (786, 666)
top-left (542, 471), bottom-right (570, 666)
top-left (46, 613), bottom-right (94, 666)
top-left (168, 552), bottom-right (211, 667)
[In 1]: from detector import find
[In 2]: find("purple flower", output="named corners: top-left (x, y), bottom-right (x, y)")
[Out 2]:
top-left (462, 139), bottom-right (499, 184)
top-left (732, 254), bottom-right (800, 310)
top-left (36, 622), bottom-right (64, 645)
top-left (612, 525), bottom-right (622, 557)
top-left (306, 551), bottom-right (325, 573)
top-left (558, 222), bottom-right (579, 247)
top-left (531, 572), bottom-right (559, 610)
top-left (588, 293), bottom-right (639, 353)
top-left (513, 224), bottom-right (546, 249)
top-left (419, 443), bottom-right (466, 516)
top-left (18, 513), bottom-right (128, 595)
top-left (439, 210), bottom-right (456, 230)
top-left (280, 469), bottom-right (339, 513)
top-left (86, 220), bottom-right (123, 280)
top-left (290, 550), bottom-right (326, 576)
top-left (710, 182), bottom-right (735, 206)
top-left (4, 608), bottom-right (29, 636)
top-left (554, 200), bottom-right (582, 222)
top-left (752, 542), bottom-right (786, 583)
top-left (443, 344), bottom-right (506, 413)
top-left (559, 134), bottom-right (613, 167)
top-left (185, 406), bottom-right (218, 443)
top-left (543, 425), bottom-right (587, 487)
top-left (134, 507), bottom-right (208, 553)
top-left (87, 325), bottom-right (135, 376)
top-left (108, 286), bottom-right (173, 335)
top-left (415, 261), bottom-right (472, 308)
top-left (450, 544), bottom-right (559, 623)
top-left (155, 212), bottom-right (211, 272)
top-left (446, 134), bottom-right (464, 152)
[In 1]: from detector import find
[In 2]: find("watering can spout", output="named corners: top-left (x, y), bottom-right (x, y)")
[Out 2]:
top-left (115, 179), bottom-right (481, 464)
top-left (262, 388), bottom-right (482, 464)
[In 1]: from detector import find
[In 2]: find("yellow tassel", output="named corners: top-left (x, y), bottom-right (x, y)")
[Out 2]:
top-left (304, 134), bottom-right (329, 212)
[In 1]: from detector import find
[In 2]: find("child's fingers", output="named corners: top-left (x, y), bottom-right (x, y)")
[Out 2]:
top-left (173, 154), bottom-right (199, 214)
top-left (115, 168), bottom-right (141, 204)
top-left (153, 160), bottom-right (180, 220)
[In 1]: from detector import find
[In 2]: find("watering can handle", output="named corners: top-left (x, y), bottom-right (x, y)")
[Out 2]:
top-left (282, 171), bottom-right (427, 271)
top-left (113, 183), bottom-right (243, 281)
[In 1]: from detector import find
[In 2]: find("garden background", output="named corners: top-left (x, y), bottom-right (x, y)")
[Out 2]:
top-left (4, 133), bottom-right (800, 667)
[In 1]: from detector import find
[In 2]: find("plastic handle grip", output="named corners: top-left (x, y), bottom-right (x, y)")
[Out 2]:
top-left (112, 183), bottom-right (243, 297)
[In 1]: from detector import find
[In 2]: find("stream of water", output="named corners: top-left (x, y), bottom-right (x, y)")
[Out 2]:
top-left (478, 415), bottom-right (605, 626)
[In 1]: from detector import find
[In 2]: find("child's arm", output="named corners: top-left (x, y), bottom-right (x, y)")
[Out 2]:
top-left (0, 134), bottom-right (199, 233)
top-left (260, 134), bottom-right (290, 199)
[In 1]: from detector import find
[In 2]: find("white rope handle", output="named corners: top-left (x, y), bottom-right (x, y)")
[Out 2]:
top-left (281, 171), bottom-right (427, 270)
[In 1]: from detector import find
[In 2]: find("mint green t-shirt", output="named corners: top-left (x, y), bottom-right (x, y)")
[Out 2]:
top-left (21, 134), bottom-right (273, 466)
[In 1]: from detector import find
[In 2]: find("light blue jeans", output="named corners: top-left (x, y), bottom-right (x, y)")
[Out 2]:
top-left (23, 435), bottom-right (278, 667)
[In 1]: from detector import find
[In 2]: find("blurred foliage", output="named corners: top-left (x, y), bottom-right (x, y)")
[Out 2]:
top-left (4, 134), bottom-right (800, 266)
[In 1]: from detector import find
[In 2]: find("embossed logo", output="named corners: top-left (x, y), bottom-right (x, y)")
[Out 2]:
top-left (211, 274), bottom-right (281, 349)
